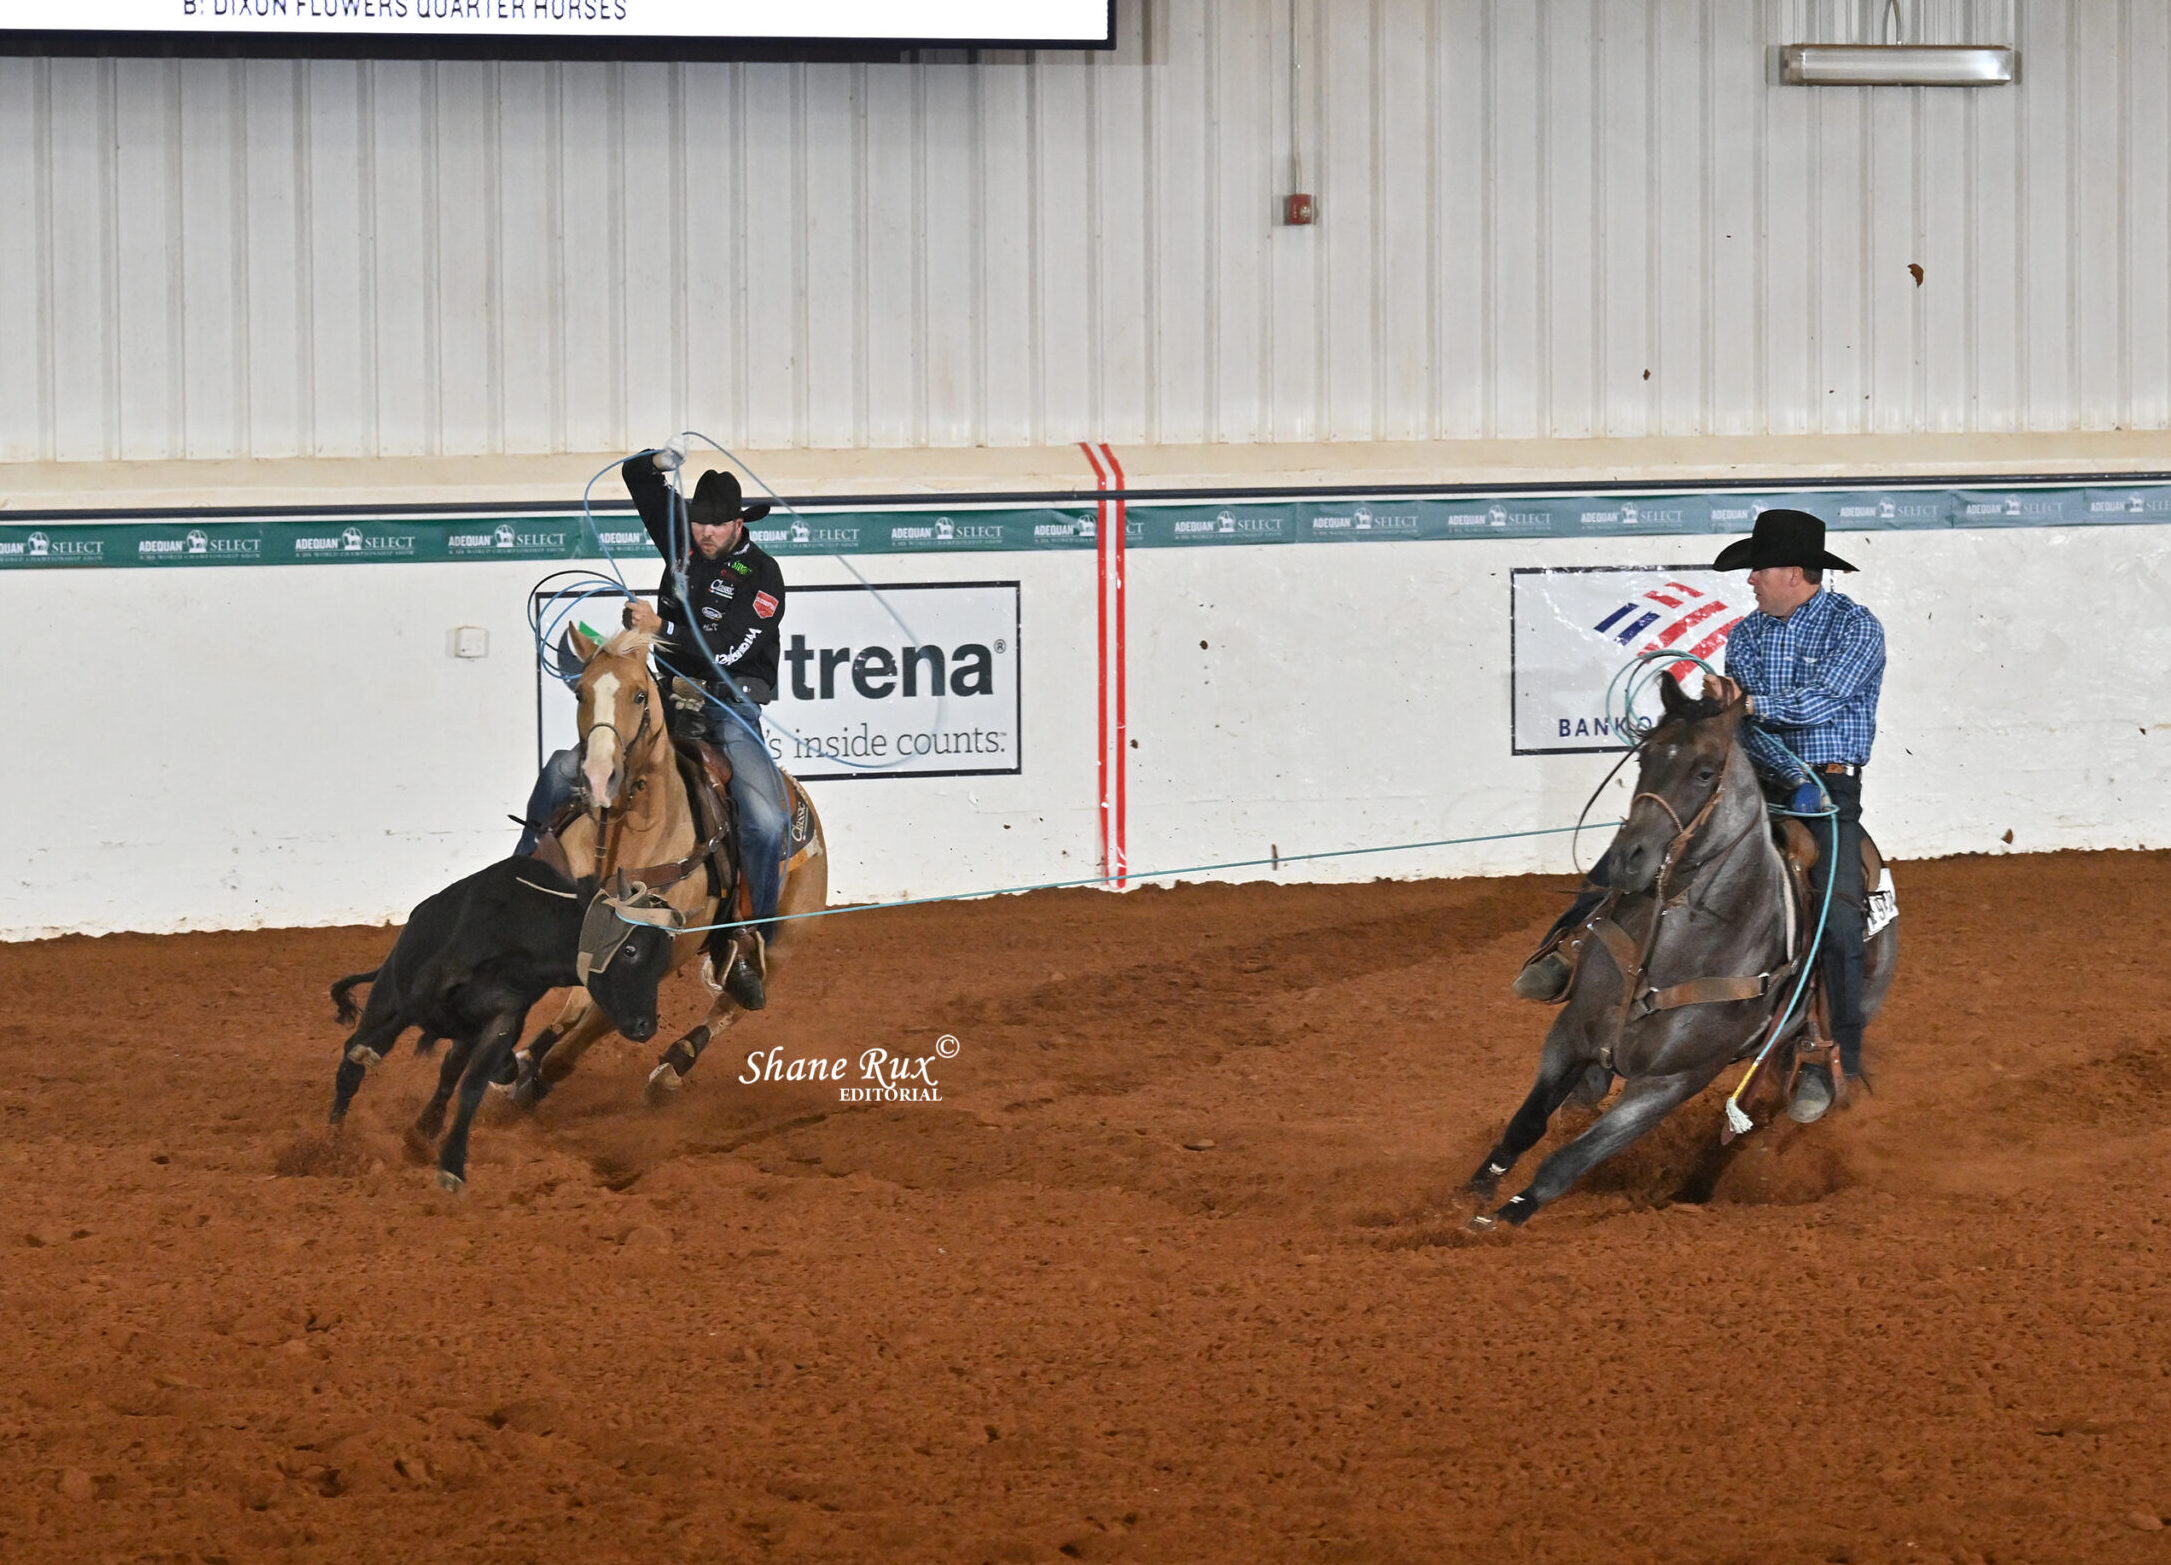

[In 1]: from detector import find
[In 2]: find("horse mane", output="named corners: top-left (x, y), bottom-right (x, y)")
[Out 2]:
top-left (600, 627), bottom-right (663, 662)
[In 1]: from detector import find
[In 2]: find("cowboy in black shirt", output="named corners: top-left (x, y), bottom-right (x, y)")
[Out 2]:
top-left (620, 456), bottom-right (791, 1011)
top-left (516, 453), bottom-right (792, 1011)
top-left (620, 457), bottom-right (787, 704)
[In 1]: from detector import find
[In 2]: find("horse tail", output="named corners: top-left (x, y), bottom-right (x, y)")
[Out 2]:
top-left (330, 970), bottom-right (379, 1027)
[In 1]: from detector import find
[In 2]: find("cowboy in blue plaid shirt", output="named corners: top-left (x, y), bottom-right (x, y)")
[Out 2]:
top-left (1712, 508), bottom-right (1886, 1124)
top-left (1511, 510), bottom-right (1885, 1126)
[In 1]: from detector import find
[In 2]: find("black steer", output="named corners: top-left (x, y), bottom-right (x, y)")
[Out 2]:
top-left (327, 858), bottom-right (679, 1192)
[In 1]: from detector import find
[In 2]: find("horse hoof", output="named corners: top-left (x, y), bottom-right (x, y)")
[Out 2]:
top-left (509, 1074), bottom-right (550, 1112)
top-left (401, 1126), bottom-right (434, 1165)
top-left (344, 1044), bottom-right (384, 1069)
top-left (435, 1169), bottom-right (466, 1195)
top-left (644, 1062), bottom-right (684, 1107)
top-left (1466, 1213), bottom-right (1498, 1233)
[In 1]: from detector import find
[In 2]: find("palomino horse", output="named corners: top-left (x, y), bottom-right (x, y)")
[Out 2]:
top-left (509, 625), bottom-right (828, 1106)
top-left (1468, 672), bottom-right (1898, 1227)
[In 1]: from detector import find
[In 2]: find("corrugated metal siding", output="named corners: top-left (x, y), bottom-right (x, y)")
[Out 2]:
top-left (1, 0), bottom-right (2165, 461)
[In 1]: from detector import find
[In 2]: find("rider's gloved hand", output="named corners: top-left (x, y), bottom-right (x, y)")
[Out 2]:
top-left (651, 440), bottom-right (685, 473)
top-left (1788, 779), bottom-right (1825, 815)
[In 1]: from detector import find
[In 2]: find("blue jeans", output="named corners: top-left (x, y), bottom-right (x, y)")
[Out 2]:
top-left (1810, 773), bottom-right (1868, 1077)
top-left (698, 696), bottom-right (788, 928)
top-left (516, 748), bottom-right (582, 857)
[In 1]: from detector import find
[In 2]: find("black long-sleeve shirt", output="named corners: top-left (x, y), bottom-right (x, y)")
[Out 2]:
top-left (621, 457), bottom-right (787, 702)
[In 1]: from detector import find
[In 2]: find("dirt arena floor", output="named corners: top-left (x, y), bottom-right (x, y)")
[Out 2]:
top-left (4, 849), bottom-right (2170, 1564)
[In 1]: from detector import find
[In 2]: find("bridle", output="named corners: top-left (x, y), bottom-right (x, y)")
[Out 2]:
top-left (573, 668), bottom-right (732, 900)
top-left (1569, 711), bottom-right (1797, 1046)
top-left (577, 674), bottom-right (661, 870)
top-left (1631, 755), bottom-right (1765, 906)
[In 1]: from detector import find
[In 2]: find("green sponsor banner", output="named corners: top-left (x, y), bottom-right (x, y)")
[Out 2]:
top-left (6, 483), bottom-right (2171, 569)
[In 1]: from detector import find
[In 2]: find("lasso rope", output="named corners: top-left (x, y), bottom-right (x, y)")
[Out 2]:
top-left (534, 436), bottom-right (963, 774)
top-left (652, 820), bottom-right (1611, 935)
top-left (555, 546), bottom-right (1841, 1133)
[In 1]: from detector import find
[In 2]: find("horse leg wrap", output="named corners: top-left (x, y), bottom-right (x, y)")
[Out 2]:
top-left (660, 1026), bottom-right (710, 1078)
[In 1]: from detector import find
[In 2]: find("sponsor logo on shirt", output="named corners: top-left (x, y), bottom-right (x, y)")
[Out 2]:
top-left (708, 577), bottom-right (734, 598)
top-left (753, 591), bottom-right (780, 620)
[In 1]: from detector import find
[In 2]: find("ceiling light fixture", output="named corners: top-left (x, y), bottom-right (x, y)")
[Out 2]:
top-left (1781, 44), bottom-right (2017, 87)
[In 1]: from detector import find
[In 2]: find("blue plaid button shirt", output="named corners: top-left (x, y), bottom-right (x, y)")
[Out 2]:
top-left (1723, 587), bottom-right (1886, 783)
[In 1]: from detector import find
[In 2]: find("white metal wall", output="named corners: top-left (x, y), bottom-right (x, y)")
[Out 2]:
top-left (7, 521), bottom-right (2170, 940)
top-left (2, 1), bottom-right (2165, 463)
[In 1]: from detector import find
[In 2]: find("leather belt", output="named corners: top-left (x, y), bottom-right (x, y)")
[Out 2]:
top-left (1817, 762), bottom-right (1863, 777)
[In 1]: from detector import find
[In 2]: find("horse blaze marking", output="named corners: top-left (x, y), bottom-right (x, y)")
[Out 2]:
top-left (583, 673), bottom-right (621, 797)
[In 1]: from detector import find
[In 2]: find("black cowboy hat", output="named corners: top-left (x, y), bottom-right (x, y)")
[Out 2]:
top-left (1712, 507), bottom-right (1857, 572)
top-left (688, 469), bottom-right (773, 529)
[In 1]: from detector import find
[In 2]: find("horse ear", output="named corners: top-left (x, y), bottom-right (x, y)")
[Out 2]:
top-left (564, 624), bottom-right (603, 667)
top-left (1657, 670), bottom-right (1689, 716)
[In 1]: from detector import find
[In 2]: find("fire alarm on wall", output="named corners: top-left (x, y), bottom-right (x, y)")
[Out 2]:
top-left (1284, 192), bottom-right (1316, 225)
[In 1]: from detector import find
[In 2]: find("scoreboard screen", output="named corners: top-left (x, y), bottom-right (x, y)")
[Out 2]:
top-left (0, 1), bottom-right (1115, 57)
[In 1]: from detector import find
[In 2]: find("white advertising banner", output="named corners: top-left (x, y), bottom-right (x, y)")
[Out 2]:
top-left (535, 580), bottom-right (1022, 783)
top-left (1510, 566), bottom-right (1753, 754)
top-left (0, 1), bottom-right (1109, 42)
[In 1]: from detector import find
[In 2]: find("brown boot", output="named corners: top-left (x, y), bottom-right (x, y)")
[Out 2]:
top-left (1511, 951), bottom-right (1574, 1002)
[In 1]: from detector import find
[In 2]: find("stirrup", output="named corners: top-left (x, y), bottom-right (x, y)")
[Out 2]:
top-left (1784, 1036), bottom-right (1843, 1123)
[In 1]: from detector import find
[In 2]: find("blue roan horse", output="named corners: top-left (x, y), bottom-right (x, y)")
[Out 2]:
top-left (1469, 674), bottom-right (1899, 1227)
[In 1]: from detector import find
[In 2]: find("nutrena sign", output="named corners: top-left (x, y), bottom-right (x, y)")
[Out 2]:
top-left (534, 581), bottom-right (1023, 783)
top-left (0, 0), bottom-right (1114, 54)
